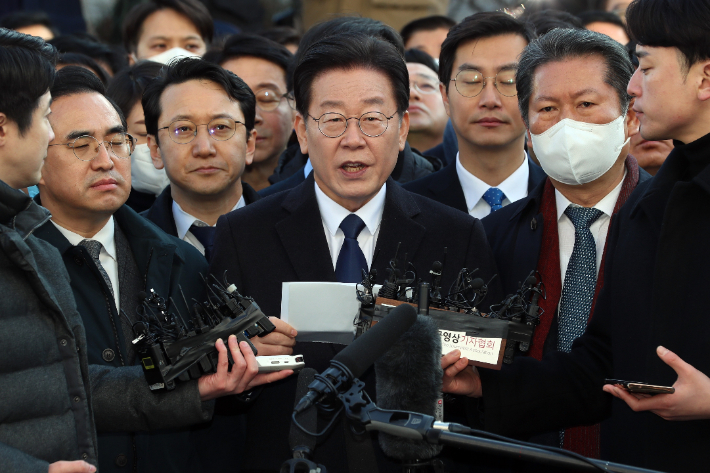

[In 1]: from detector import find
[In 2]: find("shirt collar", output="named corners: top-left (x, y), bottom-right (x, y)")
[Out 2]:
top-left (172, 197), bottom-right (244, 239)
top-left (314, 180), bottom-right (386, 236)
top-left (456, 152), bottom-right (529, 211)
top-left (51, 216), bottom-right (117, 261)
top-left (555, 169), bottom-right (627, 221)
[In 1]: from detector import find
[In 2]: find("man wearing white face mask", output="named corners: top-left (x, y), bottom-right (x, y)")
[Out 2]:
top-left (479, 28), bottom-right (651, 457)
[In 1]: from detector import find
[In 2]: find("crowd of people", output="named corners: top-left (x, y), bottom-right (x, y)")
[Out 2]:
top-left (0, 0), bottom-right (708, 472)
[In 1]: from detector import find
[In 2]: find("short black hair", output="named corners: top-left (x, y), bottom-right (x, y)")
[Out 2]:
top-left (122, 0), bottom-right (214, 54)
top-left (578, 10), bottom-right (628, 31)
top-left (50, 66), bottom-right (127, 128)
top-left (0, 28), bottom-right (56, 135)
top-left (258, 27), bottom-right (301, 49)
top-left (523, 10), bottom-right (584, 36)
top-left (57, 52), bottom-right (111, 85)
top-left (203, 33), bottom-right (293, 84)
top-left (0, 11), bottom-right (58, 37)
top-left (293, 33), bottom-right (409, 119)
top-left (516, 28), bottom-right (634, 127)
top-left (289, 16), bottom-right (404, 93)
top-left (106, 61), bottom-right (164, 118)
top-left (626, 0), bottom-right (710, 71)
top-left (50, 34), bottom-right (127, 75)
top-left (142, 57), bottom-right (255, 144)
top-left (400, 15), bottom-right (456, 47)
top-left (439, 12), bottom-right (536, 90)
top-left (404, 48), bottom-right (439, 74)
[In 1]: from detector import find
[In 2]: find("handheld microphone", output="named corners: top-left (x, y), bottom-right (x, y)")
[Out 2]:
top-left (294, 303), bottom-right (418, 414)
top-left (375, 314), bottom-right (444, 462)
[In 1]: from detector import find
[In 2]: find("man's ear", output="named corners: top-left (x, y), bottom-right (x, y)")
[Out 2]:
top-left (697, 59), bottom-right (710, 102)
top-left (398, 111), bottom-right (410, 152)
top-left (625, 99), bottom-right (640, 138)
top-left (245, 129), bottom-right (257, 166)
top-left (147, 135), bottom-right (164, 169)
top-left (294, 113), bottom-right (308, 156)
top-left (0, 112), bottom-right (10, 148)
top-left (440, 82), bottom-right (451, 118)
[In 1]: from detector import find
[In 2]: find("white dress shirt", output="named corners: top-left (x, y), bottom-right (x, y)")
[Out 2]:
top-left (556, 170), bottom-right (626, 286)
top-left (456, 152), bottom-right (530, 219)
top-left (314, 181), bottom-right (386, 271)
top-left (172, 197), bottom-right (245, 256)
top-left (52, 216), bottom-right (120, 310)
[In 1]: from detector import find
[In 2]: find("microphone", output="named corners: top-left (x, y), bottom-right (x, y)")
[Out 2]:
top-left (289, 368), bottom-right (318, 458)
top-left (294, 303), bottom-right (418, 414)
top-left (375, 314), bottom-right (444, 462)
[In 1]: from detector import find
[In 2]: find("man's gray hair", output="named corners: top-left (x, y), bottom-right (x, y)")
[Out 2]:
top-left (516, 28), bottom-right (635, 128)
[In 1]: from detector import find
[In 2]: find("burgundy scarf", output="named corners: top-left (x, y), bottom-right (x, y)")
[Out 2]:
top-left (530, 155), bottom-right (641, 457)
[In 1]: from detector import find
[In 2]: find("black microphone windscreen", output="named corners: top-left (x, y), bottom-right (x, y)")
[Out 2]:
top-left (432, 261), bottom-right (443, 273)
top-left (471, 278), bottom-right (485, 290)
top-left (524, 275), bottom-right (537, 287)
top-left (375, 315), bottom-right (443, 460)
top-left (290, 368), bottom-right (318, 452)
top-left (334, 303), bottom-right (417, 379)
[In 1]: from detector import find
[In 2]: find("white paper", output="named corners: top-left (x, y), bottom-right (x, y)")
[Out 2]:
top-left (281, 282), bottom-right (362, 344)
top-left (439, 329), bottom-right (502, 366)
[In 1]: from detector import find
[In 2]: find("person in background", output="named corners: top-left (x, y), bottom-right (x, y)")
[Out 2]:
top-left (258, 26), bottom-right (301, 54)
top-left (579, 10), bottom-right (630, 45)
top-left (106, 61), bottom-right (169, 212)
top-left (405, 12), bottom-right (546, 217)
top-left (0, 10), bottom-right (57, 40)
top-left (50, 34), bottom-right (128, 76)
top-left (122, 0), bottom-right (213, 64)
top-left (204, 34), bottom-right (295, 192)
top-left (404, 48), bottom-right (448, 153)
top-left (400, 15), bottom-right (456, 60)
top-left (522, 9), bottom-right (584, 36)
top-left (57, 52), bottom-right (110, 85)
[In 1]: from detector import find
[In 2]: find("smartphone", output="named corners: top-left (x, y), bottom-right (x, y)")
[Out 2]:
top-left (257, 355), bottom-right (305, 373)
top-left (605, 379), bottom-right (675, 395)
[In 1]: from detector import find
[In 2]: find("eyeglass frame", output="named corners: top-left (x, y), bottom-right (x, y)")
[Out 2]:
top-left (450, 68), bottom-right (518, 98)
top-left (306, 111), bottom-right (397, 138)
top-left (409, 79), bottom-right (440, 95)
top-left (157, 118), bottom-right (247, 144)
top-left (47, 132), bottom-right (136, 161)
top-left (254, 87), bottom-right (291, 112)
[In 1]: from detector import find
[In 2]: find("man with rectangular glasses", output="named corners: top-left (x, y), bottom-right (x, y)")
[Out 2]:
top-left (405, 12), bottom-right (546, 217)
top-left (207, 32), bottom-right (503, 473)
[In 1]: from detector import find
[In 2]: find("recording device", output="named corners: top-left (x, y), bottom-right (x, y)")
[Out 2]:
top-left (293, 303), bottom-right (417, 416)
top-left (375, 314), bottom-right (444, 467)
top-left (605, 379), bottom-right (675, 395)
top-left (258, 355), bottom-right (306, 373)
top-left (131, 273), bottom-right (276, 391)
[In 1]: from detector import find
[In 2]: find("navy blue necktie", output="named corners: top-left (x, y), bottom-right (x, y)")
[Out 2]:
top-left (482, 187), bottom-right (506, 213)
top-left (190, 224), bottom-right (217, 261)
top-left (557, 206), bottom-right (604, 353)
top-left (335, 214), bottom-right (368, 283)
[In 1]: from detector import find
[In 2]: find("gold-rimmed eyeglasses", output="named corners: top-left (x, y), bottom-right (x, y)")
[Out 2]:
top-left (48, 132), bottom-right (135, 161)
top-left (307, 111), bottom-right (396, 138)
top-left (157, 118), bottom-right (246, 144)
top-left (450, 69), bottom-right (517, 98)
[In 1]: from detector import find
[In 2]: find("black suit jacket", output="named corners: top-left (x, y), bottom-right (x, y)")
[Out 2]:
top-left (209, 175), bottom-right (503, 472)
top-left (403, 157), bottom-right (547, 214)
top-left (478, 135), bottom-right (710, 472)
top-left (141, 182), bottom-right (261, 237)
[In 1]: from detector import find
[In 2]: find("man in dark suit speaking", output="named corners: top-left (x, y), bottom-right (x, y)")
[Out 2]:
top-left (209, 32), bottom-right (502, 472)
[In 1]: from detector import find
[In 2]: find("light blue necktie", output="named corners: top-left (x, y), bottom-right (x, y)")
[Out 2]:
top-left (482, 187), bottom-right (506, 214)
top-left (557, 206), bottom-right (604, 353)
top-left (335, 214), bottom-right (368, 283)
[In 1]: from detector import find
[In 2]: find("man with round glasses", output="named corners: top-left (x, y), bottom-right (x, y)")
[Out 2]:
top-left (405, 12), bottom-right (546, 217)
top-left (204, 33), bottom-right (295, 191)
top-left (208, 32), bottom-right (502, 472)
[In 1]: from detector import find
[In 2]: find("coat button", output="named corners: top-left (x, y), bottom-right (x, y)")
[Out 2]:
top-left (60, 339), bottom-right (67, 346)
top-left (73, 396), bottom-right (80, 402)
top-left (530, 218), bottom-right (537, 231)
top-left (102, 348), bottom-right (115, 362)
top-left (82, 453), bottom-right (88, 460)
top-left (115, 453), bottom-right (128, 467)
top-left (73, 257), bottom-right (83, 266)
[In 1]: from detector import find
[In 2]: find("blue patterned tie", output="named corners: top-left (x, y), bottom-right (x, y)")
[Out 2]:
top-left (482, 187), bottom-right (506, 213)
top-left (557, 206), bottom-right (604, 353)
top-left (190, 224), bottom-right (216, 261)
top-left (335, 214), bottom-right (368, 283)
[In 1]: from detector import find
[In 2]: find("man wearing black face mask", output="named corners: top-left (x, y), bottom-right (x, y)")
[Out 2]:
top-left (479, 28), bottom-right (651, 457)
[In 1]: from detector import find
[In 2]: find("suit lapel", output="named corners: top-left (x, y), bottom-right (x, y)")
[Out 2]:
top-left (428, 162), bottom-right (468, 213)
top-left (275, 176), bottom-right (336, 282)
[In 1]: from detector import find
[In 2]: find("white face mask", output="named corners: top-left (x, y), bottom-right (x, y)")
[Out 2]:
top-left (530, 115), bottom-right (630, 185)
top-left (145, 47), bottom-right (199, 65)
top-left (131, 143), bottom-right (170, 196)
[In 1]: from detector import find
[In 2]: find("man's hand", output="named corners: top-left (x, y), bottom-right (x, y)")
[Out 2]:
top-left (603, 346), bottom-right (710, 421)
top-left (441, 349), bottom-right (482, 397)
top-left (251, 317), bottom-right (297, 356)
top-left (48, 460), bottom-right (96, 473)
top-left (198, 335), bottom-right (293, 401)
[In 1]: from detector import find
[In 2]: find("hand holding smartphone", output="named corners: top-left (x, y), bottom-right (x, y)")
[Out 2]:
top-left (605, 379), bottom-right (675, 395)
